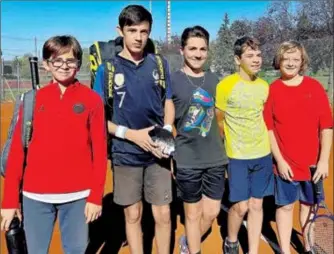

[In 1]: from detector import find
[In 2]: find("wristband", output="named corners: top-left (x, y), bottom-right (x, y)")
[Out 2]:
top-left (115, 125), bottom-right (128, 139)
top-left (163, 124), bottom-right (173, 132)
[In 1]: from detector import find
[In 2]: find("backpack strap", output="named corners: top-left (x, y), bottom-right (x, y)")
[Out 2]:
top-left (0, 95), bottom-right (23, 176)
top-left (104, 61), bottom-right (115, 109)
top-left (153, 54), bottom-right (167, 103)
top-left (21, 89), bottom-right (36, 148)
top-left (103, 59), bottom-right (119, 126)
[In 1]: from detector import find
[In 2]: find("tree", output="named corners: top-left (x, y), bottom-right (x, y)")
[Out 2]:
top-left (266, 1), bottom-right (295, 42)
top-left (12, 53), bottom-right (34, 79)
top-left (154, 35), bottom-right (183, 73)
top-left (297, 0), bottom-right (333, 36)
top-left (230, 20), bottom-right (252, 38)
top-left (80, 48), bottom-right (90, 73)
top-left (212, 13), bottom-right (235, 76)
top-left (298, 0), bottom-right (333, 96)
top-left (296, 11), bottom-right (312, 40)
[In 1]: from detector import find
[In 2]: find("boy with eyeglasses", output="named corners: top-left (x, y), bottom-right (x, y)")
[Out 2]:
top-left (1, 35), bottom-right (107, 254)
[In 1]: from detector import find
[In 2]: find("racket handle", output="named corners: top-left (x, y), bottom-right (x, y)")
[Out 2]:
top-left (314, 178), bottom-right (324, 195)
top-left (309, 165), bottom-right (324, 197)
top-left (29, 56), bottom-right (39, 90)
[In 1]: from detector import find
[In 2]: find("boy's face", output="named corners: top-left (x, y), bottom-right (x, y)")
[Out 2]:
top-left (279, 49), bottom-right (302, 79)
top-left (181, 37), bottom-right (208, 71)
top-left (43, 50), bottom-right (79, 85)
top-left (118, 21), bottom-right (151, 54)
top-left (235, 46), bottom-right (262, 76)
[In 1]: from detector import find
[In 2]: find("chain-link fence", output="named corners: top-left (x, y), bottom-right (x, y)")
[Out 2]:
top-left (0, 59), bottom-right (91, 102)
top-left (1, 53), bottom-right (332, 104)
top-left (0, 54), bottom-right (184, 103)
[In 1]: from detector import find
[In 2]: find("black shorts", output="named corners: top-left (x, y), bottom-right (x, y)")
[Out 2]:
top-left (176, 164), bottom-right (227, 203)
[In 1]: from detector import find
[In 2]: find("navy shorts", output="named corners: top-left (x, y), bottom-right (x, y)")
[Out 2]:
top-left (176, 164), bottom-right (227, 203)
top-left (228, 153), bottom-right (274, 202)
top-left (274, 175), bottom-right (325, 206)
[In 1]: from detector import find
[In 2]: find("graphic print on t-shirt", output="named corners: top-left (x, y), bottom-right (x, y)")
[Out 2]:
top-left (183, 87), bottom-right (214, 137)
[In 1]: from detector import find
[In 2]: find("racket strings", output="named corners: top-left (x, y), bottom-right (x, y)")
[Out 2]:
top-left (309, 217), bottom-right (333, 254)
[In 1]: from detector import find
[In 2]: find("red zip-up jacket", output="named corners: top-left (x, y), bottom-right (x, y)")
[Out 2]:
top-left (2, 80), bottom-right (107, 208)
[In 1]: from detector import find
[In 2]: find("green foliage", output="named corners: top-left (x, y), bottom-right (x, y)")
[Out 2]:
top-left (12, 54), bottom-right (34, 79)
top-left (212, 13), bottom-right (235, 75)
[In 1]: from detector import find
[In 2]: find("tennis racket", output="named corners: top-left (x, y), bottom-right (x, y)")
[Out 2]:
top-left (307, 166), bottom-right (334, 254)
top-left (28, 56), bottom-right (40, 89)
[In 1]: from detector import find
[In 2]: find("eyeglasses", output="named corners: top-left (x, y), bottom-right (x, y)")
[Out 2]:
top-left (47, 58), bottom-right (79, 68)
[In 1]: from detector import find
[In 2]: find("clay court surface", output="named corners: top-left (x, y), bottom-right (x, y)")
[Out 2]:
top-left (0, 101), bottom-right (333, 254)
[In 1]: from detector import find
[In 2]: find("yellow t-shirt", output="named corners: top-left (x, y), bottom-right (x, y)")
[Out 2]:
top-left (215, 73), bottom-right (270, 159)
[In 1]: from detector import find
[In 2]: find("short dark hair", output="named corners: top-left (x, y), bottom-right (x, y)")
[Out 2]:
top-left (42, 35), bottom-right (83, 67)
top-left (181, 26), bottom-right (210, 48)
top-left (119, 5), bottom-right (153, 30)
top-left (234, 36), bottom-right (260, 57)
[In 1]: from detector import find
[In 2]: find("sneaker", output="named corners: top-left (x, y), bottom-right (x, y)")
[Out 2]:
top-left (179, 235), bottom-right (190, 254)
top-left (223, 237), bottom-right (239, 254)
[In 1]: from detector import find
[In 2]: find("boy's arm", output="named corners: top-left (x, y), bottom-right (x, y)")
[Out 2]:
top-left (87, 98), bottom-right (107, 205)
top-left (163, 61), bottom-right (175, 131)
top-left (215, 109), bottom-right (225, 138)
top-left (214, 76), bottom-right (225, 138)
top-left (263, 87), bottom-right (284, 162)
top-left (164, 100), bottom-right (175, 129)
top-left (313, 83), bottom-right (333, 182)
top-left (2, 106), bottom-right (25, 208)
top-left (263, 87), bottom-right (294, 181)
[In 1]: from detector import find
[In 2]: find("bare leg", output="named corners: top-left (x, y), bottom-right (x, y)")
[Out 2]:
top-left (124, 201), bottom-right (143, 254)
top-left (247, 197), bottom-right (263, 254)
top-left (152, 204), bottom-right (171, 254)
top-left (184, 201), bottom-right (202, 253)
top-left (200, 195), bottom-right (221, 235)
top-left (227, 200), bottom-right (249, 242)
top-left (276, 203), bottom-right (294, 254)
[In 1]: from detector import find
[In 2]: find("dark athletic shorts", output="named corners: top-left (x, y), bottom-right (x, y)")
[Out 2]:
top-left (228, 153), bottom-right (274, 202)
top-left (274, 175), bottom-right (325, 206)
top-left (176, 164), bottom-right (227, 203)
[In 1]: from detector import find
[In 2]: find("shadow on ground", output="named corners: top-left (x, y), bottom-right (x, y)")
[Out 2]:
top-left (85, 183), bottom-right (184, 254)
top-left (217, 180), bottom-right (305, 254)
top-left (86, 180), bottom-right (305, 254)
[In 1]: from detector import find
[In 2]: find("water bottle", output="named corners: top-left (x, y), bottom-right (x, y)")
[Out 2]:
top-left (5, 217), bottom-right (28, 254)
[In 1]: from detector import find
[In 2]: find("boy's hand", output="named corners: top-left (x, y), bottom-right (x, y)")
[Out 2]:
top-left (125, 126), bottom-right (157, 152)
top-left (1, 209), bottom-right (22, 231)
top-left (151, 144), bottom-right (169, 159)
top-left (313, 160), bottom-right (329, 183)
top-left (84, 202), bottom-right (102, 224)
top-left (277, 159), bottom-right (294, 182)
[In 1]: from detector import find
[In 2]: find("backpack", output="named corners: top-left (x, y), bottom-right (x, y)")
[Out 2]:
top-left (89, 37), bottom-right (167, 159)
top-left (0, 57), bottom-right (39, 177)
top-left (89, 36), bottom-right (159, 89)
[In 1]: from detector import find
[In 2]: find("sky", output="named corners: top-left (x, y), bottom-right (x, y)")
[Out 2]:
top-left (1, 1), bottom-right (273, 59)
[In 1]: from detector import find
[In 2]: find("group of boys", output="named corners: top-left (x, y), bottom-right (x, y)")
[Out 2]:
top-left (1, 3), bottom-right (332, 254)
top-left (92, 5), bottom-right (275, 254)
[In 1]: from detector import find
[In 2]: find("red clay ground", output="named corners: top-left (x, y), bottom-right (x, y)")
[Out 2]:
top-left (1, 101), bottom-right (333, 254)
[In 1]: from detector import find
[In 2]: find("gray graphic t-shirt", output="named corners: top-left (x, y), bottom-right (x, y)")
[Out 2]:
top-left (171, 70), bottom-right (228, 168)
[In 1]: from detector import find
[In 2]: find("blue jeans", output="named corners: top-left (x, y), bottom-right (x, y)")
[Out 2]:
top-left (22, 196), bottom-right (88, 254)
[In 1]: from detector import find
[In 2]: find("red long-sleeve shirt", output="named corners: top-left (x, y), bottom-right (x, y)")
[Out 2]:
top-left (263, 76), bottom-right (333, 181)
top-left (2, 81), bottom-right (107, 208)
